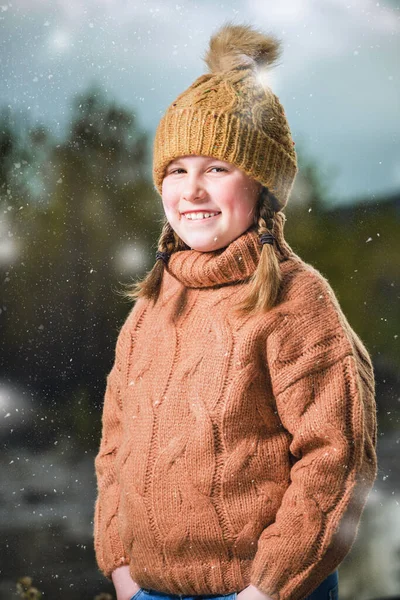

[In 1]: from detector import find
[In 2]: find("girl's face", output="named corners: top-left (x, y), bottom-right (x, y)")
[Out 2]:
top-left (161, 155), bottom-right (262, 252)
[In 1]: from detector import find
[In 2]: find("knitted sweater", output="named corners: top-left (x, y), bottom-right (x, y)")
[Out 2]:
top-left (94, 218), bottom-right (377, 600)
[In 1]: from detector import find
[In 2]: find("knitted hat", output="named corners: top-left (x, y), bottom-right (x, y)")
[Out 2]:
top-left (152, 23), bottom-right (298, 210)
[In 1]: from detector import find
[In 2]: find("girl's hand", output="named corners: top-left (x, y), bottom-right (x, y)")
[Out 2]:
top-left (237, 584), bottom-right (274, 600)
top-left (111, 565), bottom-right (140, 600)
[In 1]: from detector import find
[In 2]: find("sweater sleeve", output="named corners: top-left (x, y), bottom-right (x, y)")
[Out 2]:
top-left (250, 270), bottom-right (378, 600)
top-left (93, 299), bottom-right (146, 579)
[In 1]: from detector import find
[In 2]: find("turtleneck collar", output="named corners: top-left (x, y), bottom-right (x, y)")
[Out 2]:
top-left (166, 212), bottom-right (293, 289)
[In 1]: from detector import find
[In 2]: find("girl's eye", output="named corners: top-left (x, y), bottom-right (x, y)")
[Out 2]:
top-left (167, 166), bottom-right (227, 175)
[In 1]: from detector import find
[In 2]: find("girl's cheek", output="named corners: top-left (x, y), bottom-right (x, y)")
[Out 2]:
top-left (161, 198), bottom-right (169, 214)
top-left (161, 202), bottom-right (175, 220)
top-left (161, 179), bottom-right (170, 198)
top-left (162, 182), bottom-right (178, 205)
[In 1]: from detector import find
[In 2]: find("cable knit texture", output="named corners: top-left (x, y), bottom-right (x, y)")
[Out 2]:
top-left (94, 223), bottom-right (377, 600)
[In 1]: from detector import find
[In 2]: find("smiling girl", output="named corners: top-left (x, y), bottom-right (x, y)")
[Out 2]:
top-left (162, 156), bottom-right (261, 252)
top-left (94, 23), bottom-right (377, 600)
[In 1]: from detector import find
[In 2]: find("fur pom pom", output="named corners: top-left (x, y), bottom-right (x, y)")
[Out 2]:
top-left (203, 22), bottom-right (282, 74)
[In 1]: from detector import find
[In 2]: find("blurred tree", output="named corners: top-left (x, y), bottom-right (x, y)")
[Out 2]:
top-left (286, 162), bottom-right (399, 370)
top-left (1, 85), bottom-right (162, 407)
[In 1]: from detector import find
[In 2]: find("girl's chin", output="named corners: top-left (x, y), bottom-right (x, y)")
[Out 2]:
top-left (182, 235), bottom-right (227, 252)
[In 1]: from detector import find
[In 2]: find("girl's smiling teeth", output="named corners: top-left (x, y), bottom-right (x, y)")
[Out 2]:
top-left (182, 211), bottom-right (221, 220)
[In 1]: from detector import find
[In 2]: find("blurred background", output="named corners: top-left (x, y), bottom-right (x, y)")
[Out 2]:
top-left (0, 1), bottom-right (399, 599)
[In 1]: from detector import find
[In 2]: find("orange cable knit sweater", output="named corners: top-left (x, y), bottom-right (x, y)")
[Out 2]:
top-left (94, 218), bottom-right (377, 600)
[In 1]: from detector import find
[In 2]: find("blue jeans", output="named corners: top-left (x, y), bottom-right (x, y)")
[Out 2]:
top-left (129, 570), bottom-right (339, 600)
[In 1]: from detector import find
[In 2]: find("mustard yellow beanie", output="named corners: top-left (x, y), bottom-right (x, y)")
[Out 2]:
top-left (152, 22), bottom-right (298, 210)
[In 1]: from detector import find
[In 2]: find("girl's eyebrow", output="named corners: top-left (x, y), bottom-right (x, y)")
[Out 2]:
top-left (166, 162), bottom-right (183, 171)
top-left (169, 158), bottom-right (227, 168)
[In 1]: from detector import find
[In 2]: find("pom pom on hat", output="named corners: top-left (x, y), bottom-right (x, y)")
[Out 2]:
top-left (203, 22), bottom-right (282, 74)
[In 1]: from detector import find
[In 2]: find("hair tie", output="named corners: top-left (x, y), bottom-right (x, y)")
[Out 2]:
top-left (259, 233), bottom-right (275, 246)
top-left (155, 250), bottom-right (170, 265)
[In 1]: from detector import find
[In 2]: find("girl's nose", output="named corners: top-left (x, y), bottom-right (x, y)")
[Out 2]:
top-left (181, 178), bottom-right (206, 202)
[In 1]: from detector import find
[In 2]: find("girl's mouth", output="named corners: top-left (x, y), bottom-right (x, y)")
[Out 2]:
top-left (182, 211), bottom-right (221, 221)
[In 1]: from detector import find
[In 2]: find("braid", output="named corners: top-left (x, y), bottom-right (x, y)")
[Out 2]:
top-left (258, 192), bottom-right (274, 232)
top-left (254, 186), bottom-right (281, 232)
top-left (119, 219), bottom-right (188, 304)
top-left (160, 220), bottom-right (177, 254)
top-left (235, 186), bottom-right (282, 315)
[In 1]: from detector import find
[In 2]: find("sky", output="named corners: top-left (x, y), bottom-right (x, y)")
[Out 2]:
top-left (1, 0), bottom-right (399, 206)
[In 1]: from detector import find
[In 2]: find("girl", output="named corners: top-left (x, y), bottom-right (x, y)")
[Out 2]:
top-left (94, 23), bottom-right (377, 600)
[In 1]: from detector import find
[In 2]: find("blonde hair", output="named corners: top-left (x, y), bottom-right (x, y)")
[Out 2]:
top-left (234, 187), bottom-right (283, 315)
top-left (118, 187), bottom-right (286, 315)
